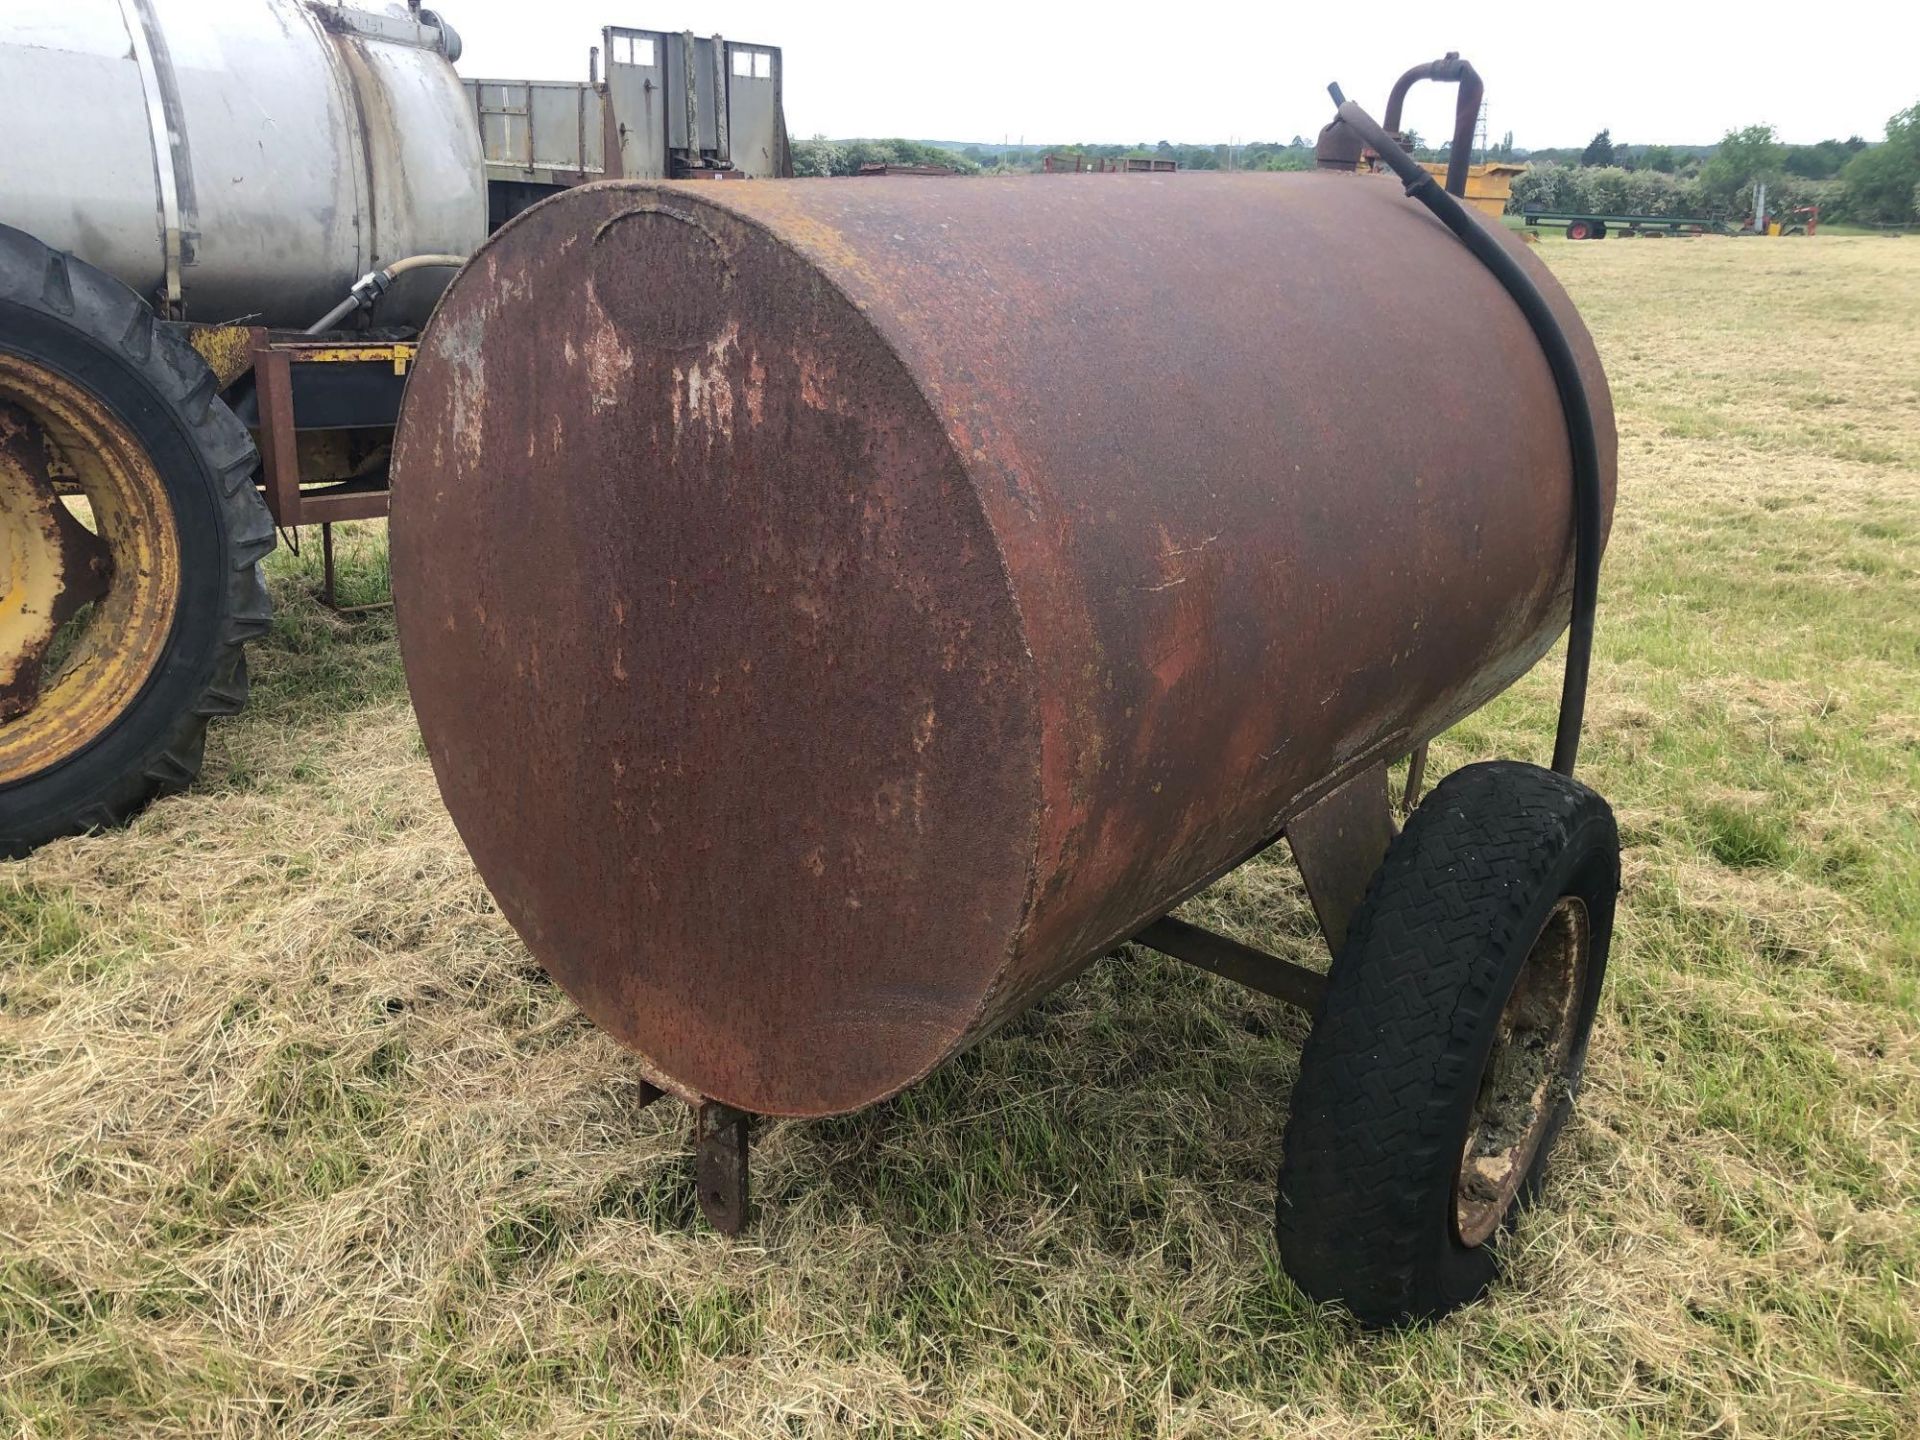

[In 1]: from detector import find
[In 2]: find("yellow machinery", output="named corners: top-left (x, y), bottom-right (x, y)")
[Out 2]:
top-left (1418, 160), bottom-right (1525, 220)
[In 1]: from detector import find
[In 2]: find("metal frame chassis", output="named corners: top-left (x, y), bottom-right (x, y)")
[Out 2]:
top-left (252, 332), bottom-right (415, 608)
top-left (252, 332), bottom-right (412, 530)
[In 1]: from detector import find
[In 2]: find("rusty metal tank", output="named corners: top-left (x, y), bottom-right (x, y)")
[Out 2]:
top-left (390, 173), bottom-right (1616, 1119)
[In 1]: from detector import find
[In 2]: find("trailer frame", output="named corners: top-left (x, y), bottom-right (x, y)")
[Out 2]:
top-left (1522, 210), bottom-right (1730, 239)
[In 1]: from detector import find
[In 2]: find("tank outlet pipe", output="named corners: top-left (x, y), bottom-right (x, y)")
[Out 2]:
top-left (1325, 86), bottom-right (1602, 778)
top-left (304, 254), bottom-right (467, 335)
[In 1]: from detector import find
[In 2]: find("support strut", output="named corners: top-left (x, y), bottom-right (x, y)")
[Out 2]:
top-left (694, 1101), bottom-right (750, 1235)
top-left (1131, 763), bottom-right (1397, 1012)
top-left (1286, 763), bottom-right (1396, 955)
top-left (1134, 915), bottom-right (1328, 1012)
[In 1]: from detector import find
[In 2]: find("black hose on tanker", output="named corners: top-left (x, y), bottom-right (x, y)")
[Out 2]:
top-left (1327, 87), bottom-right (1603, 779)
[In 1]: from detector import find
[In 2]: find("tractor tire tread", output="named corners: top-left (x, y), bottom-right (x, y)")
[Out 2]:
top-left (0, 224), bottom-right (274, 855)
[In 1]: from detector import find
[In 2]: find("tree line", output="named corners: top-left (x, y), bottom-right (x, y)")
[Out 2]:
top-left (787, 136), bottom-right (1317, 176)
top-left (790, 103), bottom-right (1920, 228)
top-left (1512, 110), bottom-right (1920, 225)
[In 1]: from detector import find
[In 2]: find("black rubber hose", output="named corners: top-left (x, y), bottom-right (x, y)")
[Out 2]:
top-left (1328, 92), bottom-right (1602, 778)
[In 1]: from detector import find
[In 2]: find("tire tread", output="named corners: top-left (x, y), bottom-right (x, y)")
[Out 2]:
top-left (1276, 761), bottom-right (1618, 1324)
top-left (0, 225), bottom-right (274, 855)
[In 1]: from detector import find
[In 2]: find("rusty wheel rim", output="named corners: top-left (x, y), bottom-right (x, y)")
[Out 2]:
top-left (0, 356), bottom-right (180, 786)
top-left (1454, 894), bottom-right (1591, 1247)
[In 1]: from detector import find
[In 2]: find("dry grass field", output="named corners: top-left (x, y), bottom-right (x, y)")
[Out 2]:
top-left (4, 234), bottom-right (1917, 1438)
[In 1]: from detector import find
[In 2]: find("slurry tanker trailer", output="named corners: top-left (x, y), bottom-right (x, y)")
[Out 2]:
top-left (0, 1), bottom-right (786, 854)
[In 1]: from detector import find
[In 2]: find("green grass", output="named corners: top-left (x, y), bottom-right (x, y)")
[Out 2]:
top-left (1, 236), bottom-right (1916, 1437)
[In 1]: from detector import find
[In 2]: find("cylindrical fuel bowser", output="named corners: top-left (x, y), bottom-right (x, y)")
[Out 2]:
top-left (390, 69), bottom-right (1623, 1325)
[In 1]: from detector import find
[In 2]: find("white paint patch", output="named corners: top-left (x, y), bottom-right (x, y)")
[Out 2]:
top-left (672, 322), bottom-right (742, 448)
top-left (438, 305), bottom-right (488, 470)
top-left (584, 318), bottom-right (634, 415)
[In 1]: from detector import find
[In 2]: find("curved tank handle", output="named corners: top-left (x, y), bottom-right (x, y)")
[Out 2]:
top-left (1381, 53), bottom-right (1484, 197)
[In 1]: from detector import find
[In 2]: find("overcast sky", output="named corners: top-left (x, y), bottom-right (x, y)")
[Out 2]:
top-left (449, 1), bottom-right (1919, 150)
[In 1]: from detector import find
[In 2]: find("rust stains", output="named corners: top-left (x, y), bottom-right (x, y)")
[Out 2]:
top-left (389, 173), bottom-right (1616, 1119)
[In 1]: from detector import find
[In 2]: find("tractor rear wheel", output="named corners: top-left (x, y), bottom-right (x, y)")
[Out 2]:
top-left (0, 224), bottom-right (273, 856)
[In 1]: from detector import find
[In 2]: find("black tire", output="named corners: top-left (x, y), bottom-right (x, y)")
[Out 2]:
top-left (1276, 761), bottom-right (1619, 1325)
top-left (0, 224), bottom-right (272, 856)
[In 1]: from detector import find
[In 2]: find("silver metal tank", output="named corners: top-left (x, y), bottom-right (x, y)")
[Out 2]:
top-left (0, 0), bottom-right (485, 328)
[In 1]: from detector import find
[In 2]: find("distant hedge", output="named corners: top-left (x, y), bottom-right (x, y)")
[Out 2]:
top-left (1506, 162), bottom-right (1845, 224)
top-left (1506, 104), bottom-right (1919, 227)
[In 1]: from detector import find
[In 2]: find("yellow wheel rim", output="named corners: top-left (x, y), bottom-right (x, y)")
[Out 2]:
top-left (0, 354), bottom-right (181, 785)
